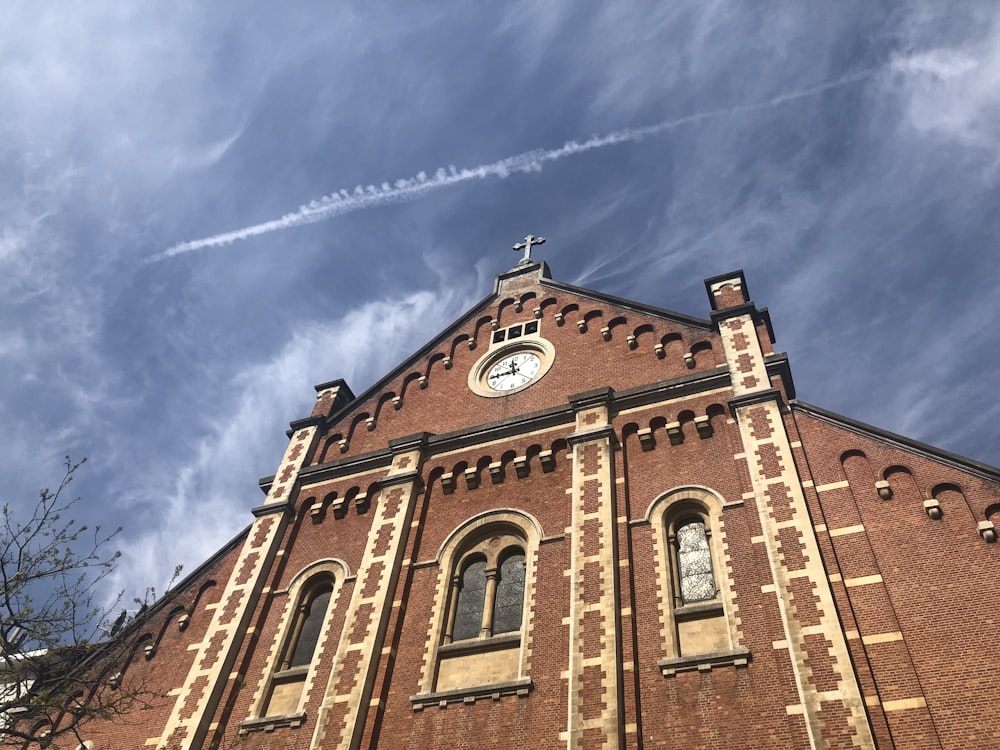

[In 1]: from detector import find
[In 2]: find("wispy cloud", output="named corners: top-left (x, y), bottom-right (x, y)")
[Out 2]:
top-left (107, 278), bottom-right (476, 598)
top-left (156, 69), bottom-right (876, 260)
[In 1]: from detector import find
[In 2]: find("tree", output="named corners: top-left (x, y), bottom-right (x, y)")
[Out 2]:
top-left (0, 458), bottom-right (167, 748)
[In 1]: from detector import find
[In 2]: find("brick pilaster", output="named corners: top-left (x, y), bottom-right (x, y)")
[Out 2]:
top-left (711, 270), bottom-right (875, 750)
top-left (149, 423), bottom-right (320, 749)
top-left (311, 433), bottom-right (428, 750)
top-left (563, 388), bottom-right (624, 750)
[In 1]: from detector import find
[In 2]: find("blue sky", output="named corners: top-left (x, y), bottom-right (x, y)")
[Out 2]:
top-left (2, 3), bottom-right (998, 601)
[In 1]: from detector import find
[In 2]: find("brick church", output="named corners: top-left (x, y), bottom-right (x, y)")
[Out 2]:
top-left (46, 251), bottom-right (1000, 748)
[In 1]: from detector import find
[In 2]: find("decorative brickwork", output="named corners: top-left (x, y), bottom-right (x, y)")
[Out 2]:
top-left (563, 395), bottom-right (623, 749)
top-left (53, 264), bottom-right (1000, 750)
top-left (147, 424), bottom-right (319, 749)
top-left (312, 446), bottom-right (424, 749)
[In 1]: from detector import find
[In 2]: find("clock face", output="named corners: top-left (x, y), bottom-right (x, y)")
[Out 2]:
top-left (486, 352), bottom-right (542, 392)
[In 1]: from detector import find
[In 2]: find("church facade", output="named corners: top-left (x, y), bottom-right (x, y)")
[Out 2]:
top-left (59, 260), bottom-right (1000, 749)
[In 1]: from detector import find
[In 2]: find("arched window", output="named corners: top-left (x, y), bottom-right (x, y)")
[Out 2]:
top-left (413, 514), bottom-right (541, 703)
top-left (647, 489), bottom-right (747, 674)
top-left (444, 535), bottom-right (526, 643)
top-left (262, 575), bottom-right (335, 718)
top-left (284, 584), bottom-right (332, 669)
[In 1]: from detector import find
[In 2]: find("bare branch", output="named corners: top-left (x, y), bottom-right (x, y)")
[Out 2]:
top-left (0, 458), bottom-right (180, 748)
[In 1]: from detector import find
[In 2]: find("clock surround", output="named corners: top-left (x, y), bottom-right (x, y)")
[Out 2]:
top-left (468, 336), bottom-right (555, 398)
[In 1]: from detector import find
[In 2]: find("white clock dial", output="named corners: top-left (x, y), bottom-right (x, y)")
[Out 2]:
top-left (486, 352), bottom-right (542, 392)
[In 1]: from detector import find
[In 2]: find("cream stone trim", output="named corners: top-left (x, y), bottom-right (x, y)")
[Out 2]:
top-left (882, 697), bottom-right (927, 711)
top-left (564, 405), bottom-right (622, 750)
top-left (815, 481), bottom-right (850, 493)
top-left (312, 448), bottom-right (422, 750)
top-left (718, 314), bottom-right (770, 397)
top-left (829, 524), bottom-right (866, 537)
top-left (415, 510), bottom-right (543, 697)
top-left (844, 575), bottom-right (883, 588)
top-left (861, 631), bottom-right (903, 645)
top-left (431, 508), bottom-right (543, 567)
top-left (732, 397), bottom-right (875, 750)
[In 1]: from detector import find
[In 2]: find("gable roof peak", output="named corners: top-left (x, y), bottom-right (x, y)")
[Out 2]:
top-left (494, 260), bottom-right (552, 295)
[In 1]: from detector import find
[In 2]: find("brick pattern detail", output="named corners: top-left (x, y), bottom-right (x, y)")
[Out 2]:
top-left (249, 516), bottom-right (275, 548)
top-left (719, 315), bottom-right (769, 397)
top-left (565, 406), bottom-right (622, 749)
top-left (312, 458), bottom-right (420, 750)
top-left (149, 425), bottom-right (316, 749)
top-left (715, 310), bottom-right (876, 749)
top-left (737, 402), bottom-right (875, 749)
top-left (816, 453), bottom-right (941, 745)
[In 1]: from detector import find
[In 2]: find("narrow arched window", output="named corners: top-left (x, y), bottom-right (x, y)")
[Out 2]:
top-left (493, 552), bottom-right (525, 634)
top-left (676, 519), bottom-right (715, 603)
top-left (287, 585), bottom-right (332, 667)
top-left (452, 558), bottom-right (487, 641)
top-left (263, 576), bottom-right (335, 718)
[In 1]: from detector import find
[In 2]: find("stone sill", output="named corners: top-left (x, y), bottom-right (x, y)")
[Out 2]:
top-left (239, 711), bottom-right (306, 734)
top-left (673, 600), bottom-right (723, 620)
top-left (410, 677), bottom-right (532, 711)
top-left (659, 648), bottom-right (751, 677)
top-left (438, 632), bottom-right (520, 657)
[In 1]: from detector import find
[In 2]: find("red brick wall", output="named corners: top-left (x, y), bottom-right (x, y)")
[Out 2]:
top-left (312, 284), bottom-right (720, 463)
top-left (51, 271), bottom-right (1000, 750)
top-left (793, 411), bottom-right (1000, 749)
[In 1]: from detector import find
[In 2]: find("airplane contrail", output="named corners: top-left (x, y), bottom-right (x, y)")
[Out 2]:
top-left (154, 70), bottom-right (873, 261)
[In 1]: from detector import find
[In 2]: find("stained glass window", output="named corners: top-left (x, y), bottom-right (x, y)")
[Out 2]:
top-left (289, 585), bottom-right (332, 667)
top-left (452, 559), bottom-right (487, 641)
top-left (676, 520), bottom-right (715, 603)
top-left (493, 552), bottom-right (525, 634)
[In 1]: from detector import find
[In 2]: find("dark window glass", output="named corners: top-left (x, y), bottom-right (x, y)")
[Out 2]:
top-left (289, 586), bottom-right (332, 667)
top-left (493, 552), bottom-right (525, 634)
top-left (524, 321), bottom-right (538, 334)
top-left (452, 559), bottom-right (487, 640)
top-left (508, 325), bottom-right (522, 339)
top-left (493, 330), bottom-right (505, 343)
top-left (677, 520), bottom-right (715, 603)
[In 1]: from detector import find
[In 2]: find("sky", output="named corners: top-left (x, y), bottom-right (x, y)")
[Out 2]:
top-left (2, 2), bottom-right (998, 604)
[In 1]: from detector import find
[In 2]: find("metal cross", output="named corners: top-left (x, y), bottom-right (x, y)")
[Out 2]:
top-left (513, 234), bottom-right (545, 265)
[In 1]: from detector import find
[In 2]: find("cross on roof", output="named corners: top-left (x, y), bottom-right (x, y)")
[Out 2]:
top-left (513, 234), bottom-right (545, 265)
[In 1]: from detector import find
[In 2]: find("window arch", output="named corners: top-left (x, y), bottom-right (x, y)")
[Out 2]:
top-left (251, 560), bottom-right (347, 724)
top-left (443, 534), bottom-right (526, 644)
top-left (647, 488), bottom-right (747, 675)
top-left (413, 510), bottom-right (541, 703)
top-left (283, 582), bottom-right (333, 669)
